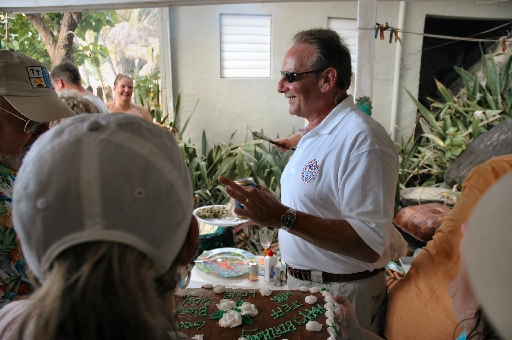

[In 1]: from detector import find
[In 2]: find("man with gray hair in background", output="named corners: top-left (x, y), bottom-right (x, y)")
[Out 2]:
top-left (0, 50), bottom-right (75, 306)
top-left (50, 61), bottom-right (109, 113)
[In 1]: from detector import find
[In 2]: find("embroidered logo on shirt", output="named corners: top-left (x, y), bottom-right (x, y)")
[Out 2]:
top-left (27, 66), bottom-right (53, 89)
top-left (302, 159), bottom-right (320, 184)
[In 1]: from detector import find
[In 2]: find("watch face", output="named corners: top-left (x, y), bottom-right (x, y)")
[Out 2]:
top-left (281, 208), bottom-right (296, 230)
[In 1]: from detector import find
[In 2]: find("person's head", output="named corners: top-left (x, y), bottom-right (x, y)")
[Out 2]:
top-left (456, 172), bottom-right (512, 340)
top-left (58, 90), bottom-right (99, 114)
top-left (113, 74), bottom-right (134, 102)
top-left (0, 51), bottom-right (75, 170)
top-left (277, 28), bottom-right (352, 119)
top-left (12, 113), bottom-right (198, 339)
top-left (50, 61), bottom-right (82, 92)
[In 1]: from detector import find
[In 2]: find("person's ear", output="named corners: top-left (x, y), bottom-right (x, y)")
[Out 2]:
top-left (320, 67), bottom-right (337, 92)
top-left (176, 216), bottom-right (200, 266)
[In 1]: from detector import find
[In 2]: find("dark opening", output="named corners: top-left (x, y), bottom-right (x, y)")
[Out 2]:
top-left (418, 16), bottom-right (512, 107)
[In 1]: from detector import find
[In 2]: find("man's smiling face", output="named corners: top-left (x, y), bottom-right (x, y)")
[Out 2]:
top-left (277, 43), bottom-right (325, 120)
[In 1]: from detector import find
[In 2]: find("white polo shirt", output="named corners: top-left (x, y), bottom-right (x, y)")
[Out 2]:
top-left (279, 96), bottom-right (399, 274)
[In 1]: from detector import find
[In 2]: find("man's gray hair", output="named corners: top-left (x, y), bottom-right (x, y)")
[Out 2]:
top-left (293, 28), bottom-right (352, 91)
top-left (50, 61), bottom-right (82, 85)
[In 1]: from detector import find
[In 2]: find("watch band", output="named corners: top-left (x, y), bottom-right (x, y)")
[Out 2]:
top-left (280, 208), bottom-right (296, 231)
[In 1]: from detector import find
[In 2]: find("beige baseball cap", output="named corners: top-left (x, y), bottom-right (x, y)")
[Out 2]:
top-left (13, 113), bottom-right (194, 282)
top-left (0, 50), bottom-right (75, 121)
top-left (465, 171), bottom-right (512, 339)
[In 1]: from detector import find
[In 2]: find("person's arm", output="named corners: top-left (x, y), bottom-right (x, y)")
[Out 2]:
top-left (136, 105), bottom-right (154, 122)
top-left (334, 295), bottom-right (384, 340)
top-left (275, 132), bottom-right (302, 152)
top-left (218, 176), bottom-right (379, 263)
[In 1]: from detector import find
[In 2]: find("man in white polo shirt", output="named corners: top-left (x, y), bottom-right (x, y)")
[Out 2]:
top-left (219, 28), bottom-right (406, 336)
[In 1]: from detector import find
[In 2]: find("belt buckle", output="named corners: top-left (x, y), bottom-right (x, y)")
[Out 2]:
top-left (310, 270), bottom-right (323, 283)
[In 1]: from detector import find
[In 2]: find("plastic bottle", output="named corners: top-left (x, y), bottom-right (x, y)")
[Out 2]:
top-left (264, 249), bottom-right (278, 282)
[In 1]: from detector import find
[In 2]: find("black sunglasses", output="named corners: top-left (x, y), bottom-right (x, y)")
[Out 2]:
top-left (280, 68), bottom-right (328, 83)
top-left (0, 106), bottom-right (45, 133)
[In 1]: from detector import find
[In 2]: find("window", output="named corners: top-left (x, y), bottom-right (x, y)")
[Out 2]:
top-left (220, 14), bottom-right (271, 78)
top-left (327, 18), bottom-right (357, 75)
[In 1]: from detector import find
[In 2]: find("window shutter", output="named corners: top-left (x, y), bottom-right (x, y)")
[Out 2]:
top-left (220, 14), bottom-right (271, 78)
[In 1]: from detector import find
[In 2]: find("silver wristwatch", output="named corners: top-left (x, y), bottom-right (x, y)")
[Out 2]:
top-left (280, 208), bottom-right (296, 231)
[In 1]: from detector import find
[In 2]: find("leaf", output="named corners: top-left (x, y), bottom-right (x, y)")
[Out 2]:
top-left (435, 79), bottom-right (455, 103)
top-left (210, 310), bottom-right (226, 320)
top-left (405, 88), bottom-right (445, 140)
top-left (242, 315), bottom-right (254, 325)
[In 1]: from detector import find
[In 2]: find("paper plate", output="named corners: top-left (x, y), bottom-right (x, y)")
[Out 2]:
top-left (193, 205), bottom-right (249, 227)
top-left (194, 247), bottom-right (257, 277)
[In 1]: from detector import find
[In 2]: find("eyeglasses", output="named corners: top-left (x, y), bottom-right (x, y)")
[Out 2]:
top-left (0, 106), bottom-right (45, 133)
top-left (280, 68), bottom-right (328, 83)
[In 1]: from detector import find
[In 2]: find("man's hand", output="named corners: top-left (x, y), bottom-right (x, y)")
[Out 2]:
top-left (218, 176), bottom-right (287, 231)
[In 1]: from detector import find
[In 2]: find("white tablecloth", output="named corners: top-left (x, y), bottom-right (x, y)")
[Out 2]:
top-left (189, 256), bottom-right (288, 290)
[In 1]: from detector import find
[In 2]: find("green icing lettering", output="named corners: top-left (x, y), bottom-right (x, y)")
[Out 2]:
top-left (285, 320), bottom-right (297, 332)
top-left (202, 294), bottom-right (212, 305)
top-left (182, 294), bottom-right (202, 306)
top-left (292, 300), bottom-right (302, 309)
top-left (250, 291), bottom-right (257, 298)
top-left (198, 305), bottom-right (208, 317)
top-left (194, 320), bottom-right (206, 330)
top-left (281, 304), bottom-right (291, 312)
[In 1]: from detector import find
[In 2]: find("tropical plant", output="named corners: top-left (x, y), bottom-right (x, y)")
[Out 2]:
top-left (133, 74), bottom-right (162, 121)
top-left (398, 50), bottom-right (512, 189)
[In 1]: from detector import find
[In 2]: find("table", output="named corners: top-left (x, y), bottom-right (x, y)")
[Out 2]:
top-left (189, 256), bottom-right (289, 290)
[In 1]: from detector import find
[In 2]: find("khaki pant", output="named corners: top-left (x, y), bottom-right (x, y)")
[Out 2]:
top-left (287, 271), bottom-right (387, 336)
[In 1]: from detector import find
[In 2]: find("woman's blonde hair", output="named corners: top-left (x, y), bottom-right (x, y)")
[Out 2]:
top-left (18, 242), bottom-right (181, 340)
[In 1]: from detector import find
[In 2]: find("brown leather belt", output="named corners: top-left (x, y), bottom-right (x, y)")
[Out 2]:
top-left (286, 264), bottom-right (384, 283)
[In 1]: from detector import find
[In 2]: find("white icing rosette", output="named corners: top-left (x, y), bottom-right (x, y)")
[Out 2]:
top-left (326, 317), bottom-right (335, 326)
top-left (218, 310), bottom-right (243, 328)
top-left (213, 285), bottom-right (226, 294)
top-left (324, 302), bottom-right (335, 311)
top-left (327, 336), bottom-right (336, 340)
top-left (327, 326), bottom-right (337, 337)
top-left (309, 287), bottom-right (321, 293)
top-left (305, 320), bottom-right (322, 332)
top-left (191, 335), bottom-right (203, 340)
top-left (324, 295), bottom-right (335, 304)
top-left (201, 284), bottom-right (213, 289)
top-left (322, 290), bottom-right (333, 297)
top-left (259, 287), bottom-right (272, 296)
top-left (174, 288), bottom-right (187, 297)
top-left (298, 286), bottom-right (309, 292)
top-left (304, 295), bottom-right (317, 304)
top-left (216, 299), bottom-right (237, 311)
top-left (240, 302), bottom-right (259, 316)
top-left (325, 310), bottom-right (335, 319)
top-left (238, 338), bottom-right (248, 340)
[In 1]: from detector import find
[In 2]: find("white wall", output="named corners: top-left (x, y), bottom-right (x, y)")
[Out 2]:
top-left (168, 1), bottom-right (512, 147)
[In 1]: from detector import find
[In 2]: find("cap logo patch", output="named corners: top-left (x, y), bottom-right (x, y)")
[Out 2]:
top-left (302, 159), bottom-right (320, 184)
top-left (26, 66), bottom-right (53, 89)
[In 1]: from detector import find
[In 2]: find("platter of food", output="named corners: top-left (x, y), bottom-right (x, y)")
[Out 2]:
top-left (193, 205), bottom-right (249, 227)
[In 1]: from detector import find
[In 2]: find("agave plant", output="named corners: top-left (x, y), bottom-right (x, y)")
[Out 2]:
top-left (399, 50), bottom-right (512, 189)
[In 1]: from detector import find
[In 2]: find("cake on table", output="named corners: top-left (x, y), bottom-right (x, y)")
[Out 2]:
top-left (173, 285), bottom-right (340, 340)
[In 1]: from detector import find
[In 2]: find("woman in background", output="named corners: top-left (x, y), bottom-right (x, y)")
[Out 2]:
top-left (106, 74), bottom-right (153, 122)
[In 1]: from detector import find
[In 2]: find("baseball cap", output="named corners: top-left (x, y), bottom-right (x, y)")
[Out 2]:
top-left (465, 171), bottom-right (512, 339)
top-left (0, 50), bottom-right (75, 122)
top-left (13, 113), bottom-right (194, 282)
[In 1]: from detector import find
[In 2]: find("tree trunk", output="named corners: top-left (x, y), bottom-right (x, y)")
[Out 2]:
top-left (26, 12), bottom-right (83, 67)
